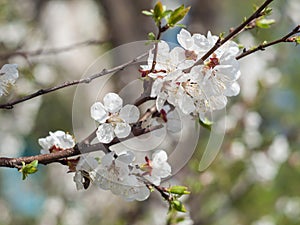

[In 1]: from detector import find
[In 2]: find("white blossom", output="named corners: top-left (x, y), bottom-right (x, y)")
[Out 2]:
top-left (140, 41), bottom-right (194, 78)
top-left (38, 130), bottom-right (75, 154)
top-left (90, 93), bottom-right (140, 143)
top-left (93, 149), bottom-right (171, 201)
top-left (94, 151), bottom-right (150, 201)
top-left (74, 156), bottom-right (99, 190)
top-left (143, 29), bottom-right (241, 122)
top-left (0, 64), bottom-right (19, 97)
top-left (177, 28), bottom-right (211, 61)
top-left (143, 150), bottom-right (172, 186)
top-left (161, 105), bottom-right (182, 133)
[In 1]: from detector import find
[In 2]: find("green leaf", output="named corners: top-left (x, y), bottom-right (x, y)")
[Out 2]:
top-left (153, 1), bottom-right (164, 22)
top-left (199, 117), bottom-right (213, 131)
top-left (168, 185), bottom-right (191, 195)
top-left (148, 32), bottom-right (156, 41)
top-left (175, 217), bottom-right (185, 223)
top-left (256, 18), bottom-right (275, 29)
top-left (142, 10), bottom-right (153, 16)
top-left (167, 5), bottom-right (190, 27)
top-left (219, 32), bottom-right (225, 39)
top-left (19, 160), bottom-right (39, 180)
top-left (30, 160), bottom-right (38, 168)
top-left (171, 200), bottom-right (187, 212)
top-left (261, 7), bottom-right (272, 16)
top-left (162, 10), bottom-right (172, 18)
top-left (175, 23), bottom-right (186, 28)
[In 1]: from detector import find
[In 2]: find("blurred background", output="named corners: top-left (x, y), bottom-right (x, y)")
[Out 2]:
top-left (0, 0), bottom-right (299, 224)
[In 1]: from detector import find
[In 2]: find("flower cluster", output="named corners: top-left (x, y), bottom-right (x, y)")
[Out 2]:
top-left (38, 130), bottom-right (75, 154)
top-left (0, 64), bottom-right (19, 97)
top-left (94, 149), bottom-right (171, 201)
top-left (141, 29), bottom-right (241, 121)
top-left (91, 93), bottom-right (140, 143)
top-left (38, 130), bottom-right (172, 201)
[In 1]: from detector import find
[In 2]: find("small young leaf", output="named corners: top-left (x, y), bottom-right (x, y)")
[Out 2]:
top-left (168, 185), bottom-right (191, 195)
top-left (172, 200), bottom-right (187, 212)
top-left (219, 32), bottom-right (225, 39)
top-left (175, 23), bottom-right (186, 28)
top-left (30, 160), bottom-right (38, 168)
top-left (148, 32), bottom-right (156, 41)
top-left (162, 10), bottom-right (172, 18)
top-left (261, 7), bottom-right (272, 16)
top-left (19, 160), bottom-right (39, 180)
top-left (153, 1), bottom-right (164, 22)
top-left (175, 217), bottom-right (185, 223)
top-left (256, 18), bottom-right (275, 29)
top-left (142, 10), bottom-right (153, 16)
top-left (199, 117), bottom-right (213, 131)
top-left (295, 36), bottom-right (300, 45)
top-left (168, 5), bottom-right (190, 27)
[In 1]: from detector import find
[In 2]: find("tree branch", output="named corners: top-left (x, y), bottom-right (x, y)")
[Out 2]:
top-left (236, 25), bottom-right (300, 60)
top-left (150, 24), bottom-right (169, 72)
top-left (0, 39), bottom-right (107, 60)
top-left (0, 147), bottom-right (80, 168)
top-left (194, 0), bottom-right (274, 66)
top-left (0, 52), bottom-right (148, 109)
top-left (0, 118), bottom-right (164, 169)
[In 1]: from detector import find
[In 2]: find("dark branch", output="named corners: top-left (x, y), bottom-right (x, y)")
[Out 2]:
top-left (236, 25), bottom-right (300, 60)
top-left (0, 52), bottom-right (148, 109)
top-left (0, 118), bottom-right (164, 169)
top-left (150, 24), bottom-right (169, 72)
top-left (194, 0), bottom-right (274, 66)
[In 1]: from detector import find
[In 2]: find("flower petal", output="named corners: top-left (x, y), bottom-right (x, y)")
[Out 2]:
top-left (177, 29), bottom-right (193, 50)
top-left (209, 95), bottom-right (227, 110)
top-left (49, 130), bottom-right (75, 149)
top-left (156, 92), bottom-right (167, 111)
top-left (150, 79), bottom-right (163, 97)
top-left (119, 105), bottom-right (140, 123)
top-left (0, 64), bottom-right (19, 82)
top-left (166, 110), bottom-right (182, 133)
top-left (0, 64), bottom-right (19, 96)
top-left (96, 123), bottom-right (115, 143)
top-left (225, 82), bottom-right (240, 96)
top-left (91, 102), bottom-right (109, 123)
top-left (117, 151), bottom-right (135, 164)
top-left (152, 150), bottom-right (168, 163)
top-left (103, 93), bottom-right (123, 113)
top-left (178, 90), bottom-right (195, 114)
top-left (114, 122), bottom-right (131, 138)
top-left (38, 137), bottom-right (53, 154)
top-left (73, 172), bottom-right (84, 190)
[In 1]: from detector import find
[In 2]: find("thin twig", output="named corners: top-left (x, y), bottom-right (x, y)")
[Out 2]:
top-left (152, 184), bottom-right (172, 202)
top-left (138, 104), bottom-right (158, 122)
top-left (236, 25), bottom-right (300, 60)
top-left (193, 0), bottom-right (274, 66)
top-left (0, 52), bottom-right (148, 109)
top-left (0, 39), bottom-right (107, 60)
top-left (150, 24), bottom-right (169, 72)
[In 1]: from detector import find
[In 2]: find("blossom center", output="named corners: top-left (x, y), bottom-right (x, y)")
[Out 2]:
top-left (206, 53), bottom-right (220, 69)
top-left (185, 50), bottom-right (198, 61)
